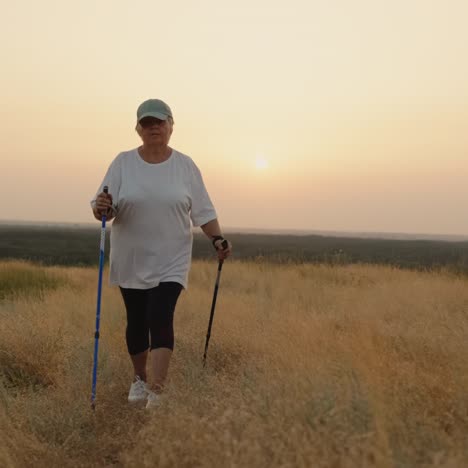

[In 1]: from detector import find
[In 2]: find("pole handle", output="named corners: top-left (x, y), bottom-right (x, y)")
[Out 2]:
top-left (101, 186), bottom-right (109, 221)
top-left (217, 239), bottom-right (229, 268)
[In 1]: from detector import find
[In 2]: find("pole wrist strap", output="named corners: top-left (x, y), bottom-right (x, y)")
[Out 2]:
top-left (211, 235), bottom-right (225, 249)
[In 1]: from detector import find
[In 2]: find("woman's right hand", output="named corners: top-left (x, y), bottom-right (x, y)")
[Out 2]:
top-left (94, 191), bottom-right (113, 218)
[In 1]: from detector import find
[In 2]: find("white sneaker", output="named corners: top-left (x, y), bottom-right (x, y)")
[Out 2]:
top-left (145, 389), bottom-right (162, 409)
top-left (128, 376), bottom-right (148, 404)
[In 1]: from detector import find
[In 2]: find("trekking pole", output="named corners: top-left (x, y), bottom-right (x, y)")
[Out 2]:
top-left (203, 239), bottom-right (228, 367)
top-left (91, 186), bottom-right (109, 410)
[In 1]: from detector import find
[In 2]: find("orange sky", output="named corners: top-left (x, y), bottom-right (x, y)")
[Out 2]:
top-left (1, 0), bottom-right (467, 235)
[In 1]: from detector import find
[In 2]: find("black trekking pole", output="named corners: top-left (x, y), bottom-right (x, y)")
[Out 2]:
top-left (203, 240), bottom-right (228, 367)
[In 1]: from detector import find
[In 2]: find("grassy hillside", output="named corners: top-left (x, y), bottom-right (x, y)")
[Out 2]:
top-left (1, 225), bottom-right (468, 274)
top-left (1, 260), bottom-right (468, 467)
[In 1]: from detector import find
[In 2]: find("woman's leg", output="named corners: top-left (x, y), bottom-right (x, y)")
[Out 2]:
top-left (119, 287), bottom-right (150, 382)
top-left (130, 350), bottom-right (148, 382)
top-left (147, 282), bottom-right (183, 392)
top-left (150, 348), bottom-right (173, 391)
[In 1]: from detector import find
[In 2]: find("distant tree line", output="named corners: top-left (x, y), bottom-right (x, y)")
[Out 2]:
top-left (1, 225), bottom-right (468, 275)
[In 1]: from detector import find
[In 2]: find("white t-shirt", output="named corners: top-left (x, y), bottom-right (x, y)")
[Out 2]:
top-left (91, 148), bottom-right (217, 289)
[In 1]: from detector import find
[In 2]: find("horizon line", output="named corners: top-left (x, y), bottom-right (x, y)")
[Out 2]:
top-left (0, 219), bottom-right (467, 242)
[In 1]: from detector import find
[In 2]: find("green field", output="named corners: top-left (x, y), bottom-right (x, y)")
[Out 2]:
top-left (1, 224), bottom-right (468, 274)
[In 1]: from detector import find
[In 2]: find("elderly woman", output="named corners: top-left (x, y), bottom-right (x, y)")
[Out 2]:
top-left (91, 98), bottom-right (232, 409)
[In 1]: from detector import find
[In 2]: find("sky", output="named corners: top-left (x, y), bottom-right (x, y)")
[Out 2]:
top-left (1, 0), bottom-right (467, 235)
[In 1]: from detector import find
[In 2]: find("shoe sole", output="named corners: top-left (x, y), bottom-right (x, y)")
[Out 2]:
top-left (145, 401), bottom-right (161, 409)
top-left (128, 397), bottom-right (147, 404)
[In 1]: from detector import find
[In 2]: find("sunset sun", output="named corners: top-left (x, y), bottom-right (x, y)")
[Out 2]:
top-left (254, 156), bottom-right (269, 170)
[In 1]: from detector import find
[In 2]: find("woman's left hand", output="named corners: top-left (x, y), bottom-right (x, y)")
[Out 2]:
top-left (213, 237), bottom-right (232, 261)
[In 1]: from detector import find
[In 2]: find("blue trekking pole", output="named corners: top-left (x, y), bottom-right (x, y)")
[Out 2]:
top-left (91, 185), bottom-right (109, 410)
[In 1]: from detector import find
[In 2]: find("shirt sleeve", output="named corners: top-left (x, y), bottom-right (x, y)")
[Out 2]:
top-left (90, 155), bottom-right (122, 216)
top-left (189, 161), bottom-right (217, 227)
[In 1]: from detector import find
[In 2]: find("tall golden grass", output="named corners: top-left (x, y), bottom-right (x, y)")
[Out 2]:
top-left (1, 259), bottom-right (468, 467)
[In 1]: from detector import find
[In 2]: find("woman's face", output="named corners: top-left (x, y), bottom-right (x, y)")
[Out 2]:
top-left (137, 116), bottom-right (173, 146)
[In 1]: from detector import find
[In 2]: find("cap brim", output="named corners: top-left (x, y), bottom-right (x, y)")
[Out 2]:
top-left (138, 112), bottom-right (169, 121)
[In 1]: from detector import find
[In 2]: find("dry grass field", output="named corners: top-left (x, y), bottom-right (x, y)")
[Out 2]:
top-left (1, 259), bottom-right (468, 467)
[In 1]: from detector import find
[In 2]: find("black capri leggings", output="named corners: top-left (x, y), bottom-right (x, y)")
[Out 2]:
top-left (119, 282), bottom-right (183, 355)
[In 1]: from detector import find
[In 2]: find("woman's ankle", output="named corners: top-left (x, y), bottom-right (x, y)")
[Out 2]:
top-left (150, 383), bottom-right (164, 394)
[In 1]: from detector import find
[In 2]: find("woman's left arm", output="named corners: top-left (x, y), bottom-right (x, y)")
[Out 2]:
top-left (200, 219), bottom-right (232, 260)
